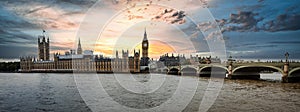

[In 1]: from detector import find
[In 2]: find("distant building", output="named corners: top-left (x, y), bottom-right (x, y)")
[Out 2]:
top-left (158, 53), bottom-right (191, 67)
top-left (199, 56), bottom-right (221, 64)
top-left (189, 55), bottom-right (199, 64)
top-left (159, 53), bottom-right (180, 67)
top-left (20, 30), bottom-right (144, 73)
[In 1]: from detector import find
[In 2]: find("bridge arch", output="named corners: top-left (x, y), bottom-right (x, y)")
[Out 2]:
top-left (232, 65), bottom-right (284, 76)
top-left (289, 67), bottom-right (300, 77)
top-left (181, 66), bottom-right (197, 76)
top-left (168, 67), bottom-right (180, 75)
top-left (198, 65), bottom-right (228, 77)
top-left (199, 65), bottom-right (229, 73)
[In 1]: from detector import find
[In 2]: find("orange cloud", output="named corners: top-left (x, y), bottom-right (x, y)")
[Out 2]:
top-left (94, 39), bottom-right (175, 59)
top-left (134, 40), bottom-right (176, 59)
top-left (23, 5), bottom-right (83, 30)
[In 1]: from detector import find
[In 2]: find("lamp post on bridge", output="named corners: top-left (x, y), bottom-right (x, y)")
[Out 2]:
top-left (285, 52), bottom-right (289, 63)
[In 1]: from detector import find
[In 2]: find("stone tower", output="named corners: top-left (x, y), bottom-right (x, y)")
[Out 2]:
top-left (141, 28), bottom-right (149, 66)
top-left (116, 50), bottom-right (119, 59)
top-left (134, 49), bottom-right (140, 72)
top-left (122, 50), bottom-right (129, 59)
top-left (77, 38), bottom-right (82, 54)
top-left (38, 31), bottom-right (50, 61)
top-left (142, 28), bottom-right (149, 58)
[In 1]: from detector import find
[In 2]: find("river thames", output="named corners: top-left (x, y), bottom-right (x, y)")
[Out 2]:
top-left (0, 73), bottom-right (299, 112)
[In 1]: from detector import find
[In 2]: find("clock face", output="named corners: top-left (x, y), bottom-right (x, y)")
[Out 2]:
top-left (143, 43), bottom-right (147, 47)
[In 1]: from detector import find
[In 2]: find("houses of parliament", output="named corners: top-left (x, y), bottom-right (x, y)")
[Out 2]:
top-left (20, 30), bottom-right (150, 73)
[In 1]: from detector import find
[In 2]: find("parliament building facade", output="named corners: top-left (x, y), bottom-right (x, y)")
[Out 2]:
top-left (20, 30), bottom-right (150, 73)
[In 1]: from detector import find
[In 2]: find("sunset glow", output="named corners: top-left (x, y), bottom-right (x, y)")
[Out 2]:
top-left (0, 0), bottom-right (299, 60)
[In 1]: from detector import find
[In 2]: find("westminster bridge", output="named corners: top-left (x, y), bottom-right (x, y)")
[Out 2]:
top-left (158, 62), bottom-right (300, 83)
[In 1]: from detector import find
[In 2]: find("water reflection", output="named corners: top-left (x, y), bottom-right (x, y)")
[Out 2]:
top-left (260, 72), bottom-right (282, 81)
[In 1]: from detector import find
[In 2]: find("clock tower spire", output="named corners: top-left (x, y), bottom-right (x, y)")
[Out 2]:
top-left (142, 28), bottom-right (148, 58)
top-left (141, 28), bottom-right (149, 67)
top-left (143, 28), bottom-right (147, 41)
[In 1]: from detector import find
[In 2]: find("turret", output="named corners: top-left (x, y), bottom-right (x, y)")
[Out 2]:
top-left (116, 50), bottom-right (119, 59)
top-left (38, 30), bottom-right (50, 61)
top-left (42, 36), bottom-right (45, 42)
top-left (77, 38), bottom-right (82, 54)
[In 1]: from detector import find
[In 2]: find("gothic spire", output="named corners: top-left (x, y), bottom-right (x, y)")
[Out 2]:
top-left (143, 27), bottom-right (147, 41)
top-left (77, 37), bottom-right (82, 54)
top-left (78, 38), bottom-right (81, 46)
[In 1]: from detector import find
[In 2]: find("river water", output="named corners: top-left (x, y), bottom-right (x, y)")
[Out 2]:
top-left (0, 73), bottom-right (299, 112)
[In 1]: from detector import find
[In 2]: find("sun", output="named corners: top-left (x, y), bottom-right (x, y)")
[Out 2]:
top-left (134, 39), bottom-right (175, 59)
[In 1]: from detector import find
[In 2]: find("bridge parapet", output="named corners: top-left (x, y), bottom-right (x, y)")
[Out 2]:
top-left (287, 62), bottom-right (300, 70)
top-left (232, 62), bottom-right (284, 68)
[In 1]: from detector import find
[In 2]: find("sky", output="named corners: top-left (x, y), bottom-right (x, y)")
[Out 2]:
top-left (0, 0), bottom-right (299, 61)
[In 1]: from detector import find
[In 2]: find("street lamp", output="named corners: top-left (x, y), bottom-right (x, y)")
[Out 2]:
top-left (285, 52), bottom-right (289, 63)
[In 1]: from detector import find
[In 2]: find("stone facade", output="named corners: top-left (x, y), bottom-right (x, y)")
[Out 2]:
top-left (20, 51), bottom-right (141, 73)
top-left (38, 35), bottom-right (50, 61)
top-left (20, 32), bottom-right (143, 73)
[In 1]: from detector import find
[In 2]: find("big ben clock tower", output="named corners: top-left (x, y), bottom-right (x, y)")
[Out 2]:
top-left (141, 28), bottom-right (149, 67)
top-left (142, 29), bottom-right (149, 58)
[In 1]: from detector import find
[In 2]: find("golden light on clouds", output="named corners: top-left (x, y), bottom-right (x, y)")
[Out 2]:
top-left (135, 40), bottom-right (175, 59)
top-left (50, 0), bottom-right (201, 58)
top-left (94, 39), bottom-right (175, 59)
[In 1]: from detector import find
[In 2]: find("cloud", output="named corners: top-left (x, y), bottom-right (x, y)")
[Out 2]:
top-left (197, 21), bottom-right (218, 32)
top-left (0, 7), bottom-right (38, 29)
top-left (269, 41), bottom-right (300, 44)
top-left (263, 14), bottom-right (300, 32)
top-left (199, 10), bottom-right (300, 33)
top-left (205, 31), bottom-right (224, 41)
top-left (0, 45), bottom-right (37, 58)
top-left (0, 7), bottom-right (38, 46)
top-left (0, 0), bottom-right (98, 58)
top-left (0, 30), bottom-right (36, 45)
top-left (51, 41), bottom-right (74, 50)
top-left (25, 5), bottom-right (52, 15)
top-left (19, 6), bottom-right (81, 30)
top-left (196, 11), bottom-right (263, 34)
top-left (152, 9), bottom-right (186, 24)
top-left (0, 0), bottom-right (97, 30)
top-left (199, 0), bottom-right (209, 8)
top-left (222, 11), bottom-right (263, 32)
top-left (258, 0), bottom-right (264, 3)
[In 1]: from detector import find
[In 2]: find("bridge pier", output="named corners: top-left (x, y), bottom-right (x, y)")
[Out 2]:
top-left (227, 62), bottom-right (233, 79)
top-left (282, 62), bottom-right (289, 83)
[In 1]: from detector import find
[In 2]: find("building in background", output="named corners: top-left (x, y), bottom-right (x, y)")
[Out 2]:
top-left (20, 31), bottom-right (143, 73)
top-left (159, 53), bottom-right (180, 67)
